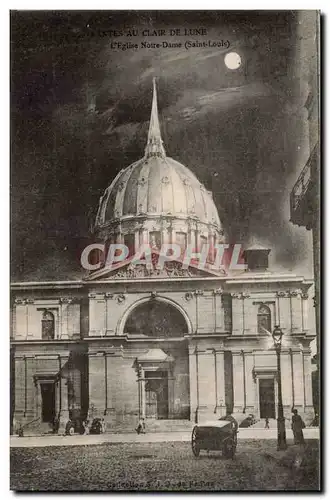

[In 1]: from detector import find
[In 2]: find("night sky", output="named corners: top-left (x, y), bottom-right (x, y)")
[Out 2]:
top-left (11, 11), bottom-right (314, 281)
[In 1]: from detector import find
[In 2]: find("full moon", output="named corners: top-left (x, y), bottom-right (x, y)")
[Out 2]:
top-left (224, 52), bottom-right (241, 70)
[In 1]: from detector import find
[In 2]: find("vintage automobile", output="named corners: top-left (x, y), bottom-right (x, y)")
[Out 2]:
top-left (191, 419), bottom-right (238, 458)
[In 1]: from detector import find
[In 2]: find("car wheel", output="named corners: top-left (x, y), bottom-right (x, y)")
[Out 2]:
top-left (191, 426), bottom-right (200, 457)
top-left (66, 424), bottom-right (75, 436)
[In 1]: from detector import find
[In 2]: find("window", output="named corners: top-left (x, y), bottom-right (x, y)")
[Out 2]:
top-left (257, 304), bottom-right (271, 334)
top-left (124, 233), bottom-right (135, 257)
top-left (150, 231), bottom-right (161, 250)
top-left (175, 232), bottom-right (187, 257)
top-left (42, 310), bottom-right (55, 340)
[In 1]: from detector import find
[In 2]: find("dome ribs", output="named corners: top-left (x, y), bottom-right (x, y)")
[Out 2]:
top-left (161, 158), bottom-right (173, 215)
top-left (135, 160), bottom-right (151, 215)
top-left (114, 165), bottom-right (135, 219)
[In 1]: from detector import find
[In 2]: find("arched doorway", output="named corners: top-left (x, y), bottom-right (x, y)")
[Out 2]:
top-left (124, 299), bottom-right (190, 420)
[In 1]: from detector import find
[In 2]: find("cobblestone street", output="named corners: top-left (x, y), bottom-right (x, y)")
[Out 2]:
top-left (10, 439), bottom-right (319, 491)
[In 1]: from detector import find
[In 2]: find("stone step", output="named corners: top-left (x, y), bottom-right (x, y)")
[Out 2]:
top-left (104, 419), bottom-right (193, 434)
top-left (21, 421), bottom-right (54, 437)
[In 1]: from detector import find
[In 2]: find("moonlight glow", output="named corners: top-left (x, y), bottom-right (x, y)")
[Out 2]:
top-left (224, 52), bottom-right (241, 70)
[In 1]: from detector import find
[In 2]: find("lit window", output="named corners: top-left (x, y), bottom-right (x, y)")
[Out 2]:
top-left (257, 304), bottom-right (271, 334)
top-left (42, 310), bottom-right (55, 340)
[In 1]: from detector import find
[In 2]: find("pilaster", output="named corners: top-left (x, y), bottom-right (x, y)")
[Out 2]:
top-left (292, 349), bottom-right (305, 410)
top-left (232, 351), bottom-right (244, 413)
top-left (58, 355), bottom-right (70, 434)
top-left (280, 350), bottom-right (293, 414)
top-left (303, 349), bottom-right (313, 407)
top-left (288, 290), bottom-right (303, 333)
top-left (188, 345), bottom-right (197, 422)
top-left (88, 351), bottom-right (106, 416)
top-left (244, 351), bottom-right (255, 413)
top-left (232, 294), bottom-right (244, 335)
top-left (214, 348), bottom-right (226, 416)
top-left (196, 348), bottom-right (216, 421)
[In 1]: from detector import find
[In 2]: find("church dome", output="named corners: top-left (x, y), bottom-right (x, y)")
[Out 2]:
top-left (95, 156), bottom-right (221, 228)
top-left (94, 79), bottom-right (223, 251)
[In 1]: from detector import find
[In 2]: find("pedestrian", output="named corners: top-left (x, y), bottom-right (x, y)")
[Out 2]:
top-left (135, 417), bottom-right (146, 434)
top-left (291, 409), bottom-right (305, 445)
top-left (83, 419), bottom-right (90, 435)
top-left (265, 417), bottom-right (270, 429)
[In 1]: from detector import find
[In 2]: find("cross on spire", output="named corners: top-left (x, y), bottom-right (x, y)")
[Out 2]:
top-left (144, 77), bottom-right (166, 158)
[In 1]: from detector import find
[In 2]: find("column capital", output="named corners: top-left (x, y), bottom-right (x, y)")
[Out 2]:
top-left (232, 350), bottom-right (244, 356)
top-left (287, 289), bottom-right (302, 297)
top-left (88, 292), bottom-right (105, 299)
top-left (231, 292), bottom-right (250, 300)
top-left (188, 345), bottom-right (197, 355)
top-left (276, 291), bottom-right (287, 298)
top-left (59, 297), bottom-right (76, 304)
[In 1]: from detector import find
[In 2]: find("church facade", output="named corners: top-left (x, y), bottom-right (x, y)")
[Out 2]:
top-left (10, 80), bottom-right (316, 434)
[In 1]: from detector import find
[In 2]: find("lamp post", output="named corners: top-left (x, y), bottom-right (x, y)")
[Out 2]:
top-left (272, 325), bottom-right (287, 451)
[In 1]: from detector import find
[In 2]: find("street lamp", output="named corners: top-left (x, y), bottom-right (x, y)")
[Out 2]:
top-left (272, 325), bottom-right (287, 450)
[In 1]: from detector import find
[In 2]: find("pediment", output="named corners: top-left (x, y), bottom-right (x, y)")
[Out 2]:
top-left (137, 349), bottom-right (174, 363)
top-left (84, 250), bottom-right (226, 281)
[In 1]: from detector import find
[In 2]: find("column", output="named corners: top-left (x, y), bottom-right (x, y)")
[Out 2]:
top-left (35, 379), bottom-right (42, 422)
top-left (24, 355), bottom-right (35, 419)
top-left (289, 290), bottom-right (303, 333)
top-left (214, 349), bottom-right (226, 416)
top-left (134, 230), bottom-right (140, 253)
top-left (292, 349), bottom-right (304, 409)
top-left (278, 293), bottom-right (291, 333)
top-left (161, 229), bottom-right (167, 246)
top-left (55, 379), bottom-right (61, 416)
top-left (244, 351), bottom-right (255, 413)
top-left (232, 351), bottom-right (244, 413)
top-left (104, 352), bottom-right (111, 415)
top-left (188, 345), bottom-right (197, 422)
top-left (142, 229), bottom-right (148, 246)
top-left (301, 293), bottom-right (310, 333)
top-left (213, 291), bottom-right (224, 332)
top-left (13, 355), bottom-right (25, 424)
top-left (140, 368), bottom-right (146, 419)
top-left (196, 348), bottom-right (216, 421)
top-left (59, 298), bottom-right (71, 340)
top-left (303, 349), bottom-right (313, 408)
top-left (243, 298), bottom-right (255, 334)
top-left (89, 294), bottom-right (106, 336)
top-left (88, 352), bottom-right (106, 417)
top-left (232, 294), bottom-right (244, 335)
top-left (280, 351), bottom-right (293, 417)
top-left (58, 355), bottom-right (70, 434)
top-left (15, 302), bottom-right (27, 339)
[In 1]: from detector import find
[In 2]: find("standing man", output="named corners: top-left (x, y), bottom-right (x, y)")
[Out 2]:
top-left (291, 409), bottom-right (306, 445)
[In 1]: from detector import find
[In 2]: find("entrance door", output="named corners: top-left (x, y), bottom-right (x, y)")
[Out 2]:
top-left (145, 371), bottom-right (169, 419)
top-left (259, 378), bottom-right (275, 419)
top-left (41, 383), bottom-right (55, 423)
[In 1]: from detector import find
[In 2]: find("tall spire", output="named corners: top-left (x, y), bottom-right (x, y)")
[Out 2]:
top-left (144, 77), bottom-right (166, 158)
